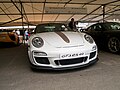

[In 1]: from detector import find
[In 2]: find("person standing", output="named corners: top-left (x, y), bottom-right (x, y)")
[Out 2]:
top-left (69, 18), bottom-right (76, 30)
top-left (24, 30), bottom-right (29, 41)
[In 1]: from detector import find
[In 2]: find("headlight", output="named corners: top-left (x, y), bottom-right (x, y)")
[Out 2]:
top-left (92, 45), bottom-right (97, 51)
top-left (84, 34), bottom-right (94, 44)
top-left (32, 37), bottom-right (44, 48)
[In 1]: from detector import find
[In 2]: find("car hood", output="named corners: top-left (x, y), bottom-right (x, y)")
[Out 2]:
top-left (34, 32), bottom-right (85, 48)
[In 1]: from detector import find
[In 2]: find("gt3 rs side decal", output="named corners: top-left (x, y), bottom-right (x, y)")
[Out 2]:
top-left (55, 32), bottom-right (70, 43)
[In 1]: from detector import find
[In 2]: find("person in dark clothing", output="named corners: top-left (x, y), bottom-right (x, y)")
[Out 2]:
top-left (69, 18), bottom-right (76, 30)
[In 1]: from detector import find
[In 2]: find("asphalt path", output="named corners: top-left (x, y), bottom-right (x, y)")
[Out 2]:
top-left (0, 44), bottom-right (120, 90)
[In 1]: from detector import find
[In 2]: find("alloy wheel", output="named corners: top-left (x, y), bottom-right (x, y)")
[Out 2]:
top-left (108, 37), bottom-right (120, 53)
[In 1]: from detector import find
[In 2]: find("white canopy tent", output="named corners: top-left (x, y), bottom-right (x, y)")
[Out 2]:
top-left (0, 0), bottom-right (120, 27)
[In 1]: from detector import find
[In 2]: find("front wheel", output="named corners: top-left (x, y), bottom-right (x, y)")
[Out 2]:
top-left (108, 37), bottom-right (120, 53)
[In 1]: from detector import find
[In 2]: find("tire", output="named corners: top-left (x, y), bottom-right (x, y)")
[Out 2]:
top-left (108, 37), bottom-right (120, 53)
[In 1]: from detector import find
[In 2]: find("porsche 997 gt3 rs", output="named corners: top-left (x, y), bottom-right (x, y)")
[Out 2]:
top-left (28, 23), bottom-right (98, 70)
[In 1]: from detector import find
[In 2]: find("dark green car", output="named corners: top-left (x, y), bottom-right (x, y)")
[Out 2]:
top-left (85, 22), bottom-right (120, 54)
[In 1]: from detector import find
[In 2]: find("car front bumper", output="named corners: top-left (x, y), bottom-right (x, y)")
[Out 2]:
top-left (28, 46), bottom-right (98, 70)
top-left (29, 57), bottom-right (99, 70)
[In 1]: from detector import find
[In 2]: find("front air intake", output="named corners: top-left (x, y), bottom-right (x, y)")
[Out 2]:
top-left (55, 57), bottom-right (88, 65)
top-left (34, 57), bottom-right (50, 64)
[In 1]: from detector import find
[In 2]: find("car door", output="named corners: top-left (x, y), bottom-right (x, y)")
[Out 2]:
top-left (87, 24), bottom-right (104, 45)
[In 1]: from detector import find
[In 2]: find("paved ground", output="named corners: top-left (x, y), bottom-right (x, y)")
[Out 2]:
top-left (0, 44), bottom-right (120, 90)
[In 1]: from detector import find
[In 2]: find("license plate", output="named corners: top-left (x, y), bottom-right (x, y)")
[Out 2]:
top-left (60, 52), bottom-right (84, 59)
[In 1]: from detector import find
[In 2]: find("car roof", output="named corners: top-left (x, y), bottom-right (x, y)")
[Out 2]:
top-left (95, 22), bottom-right (119, 25)
top-left (37, 23), bottom-right (66, 26)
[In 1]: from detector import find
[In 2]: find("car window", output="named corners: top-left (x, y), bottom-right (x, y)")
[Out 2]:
top-left (111, 24), bottom-right (120, 30)
top-left (104, 22), bottom-right (120, 30)
top-left (35, 23), bottom-right (72, 33)
top-left (93, 24), bottom-right (102, 31)
top-left (0, 29), bottom-right (7, 32)
top-left (87, 24), bottom-right (102, 31)
top-left (87, 26), bottom-right (93, 31)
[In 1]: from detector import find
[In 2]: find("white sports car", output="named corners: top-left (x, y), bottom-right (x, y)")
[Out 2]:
top-left (28, 23), bottom-right (98, 70)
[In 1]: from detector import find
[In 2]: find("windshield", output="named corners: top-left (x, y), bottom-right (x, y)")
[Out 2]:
top-left (103, 22), bottom-right (120, 30)
top-left (0, 29), bottom-right (8, 32)
top-left (0, 29), bottom-right (13, 33)
top-left (35, 23), bottom-right (72, 33)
